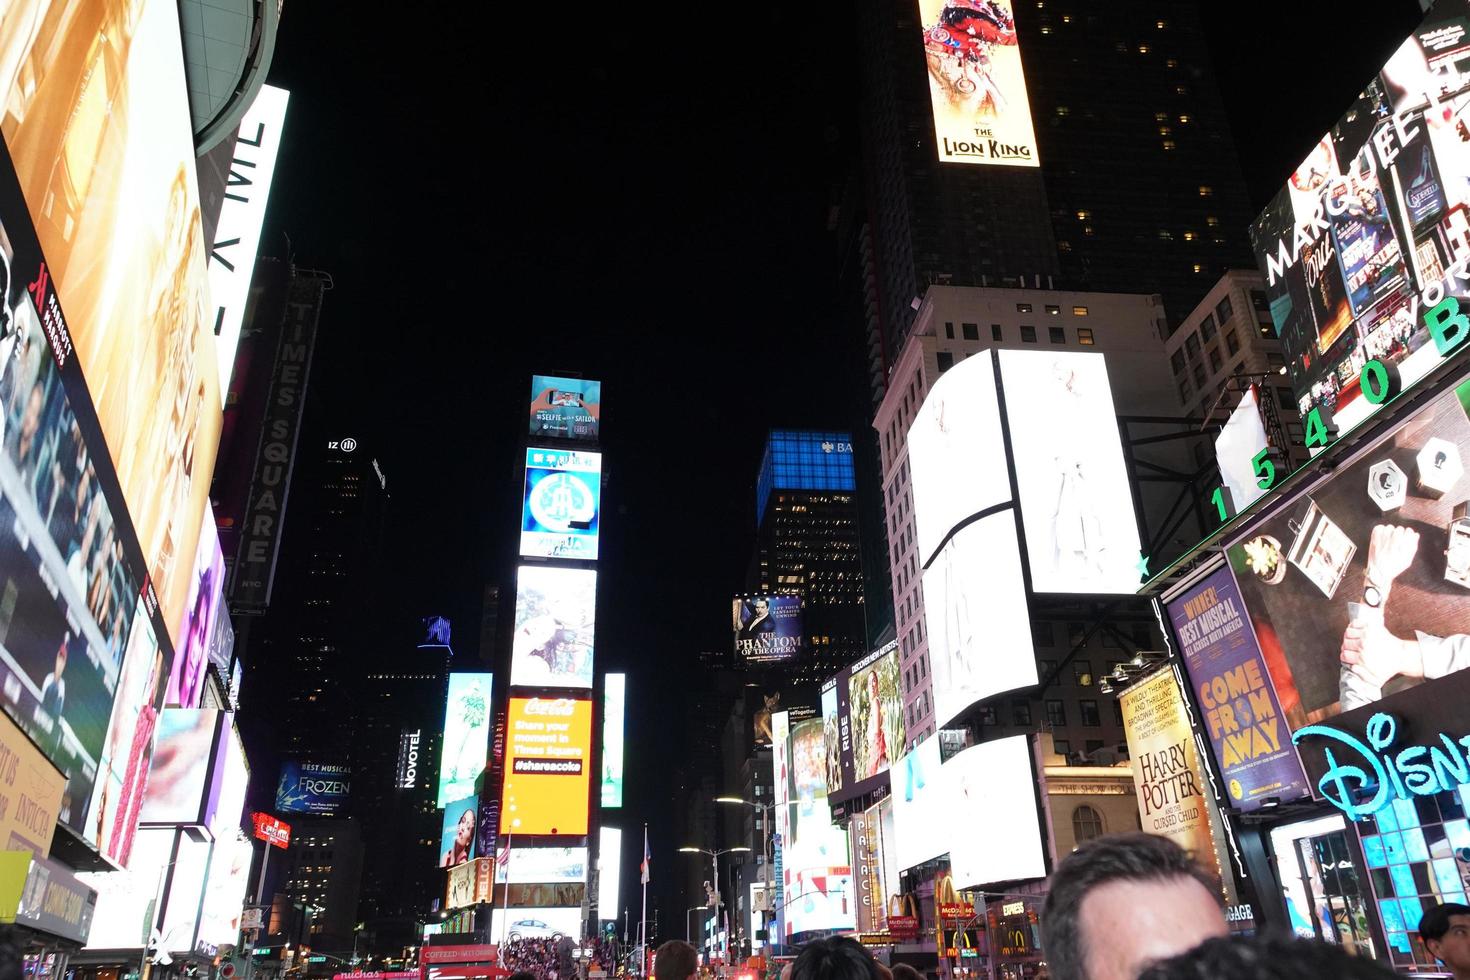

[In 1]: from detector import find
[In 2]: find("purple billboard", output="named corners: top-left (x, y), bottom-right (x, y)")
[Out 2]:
top-left (1168, 566), bottom-right (1311, 812)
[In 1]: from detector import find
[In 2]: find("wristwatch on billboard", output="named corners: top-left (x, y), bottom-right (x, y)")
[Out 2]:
top-left (1363, 579), bottom-right (1386, 609)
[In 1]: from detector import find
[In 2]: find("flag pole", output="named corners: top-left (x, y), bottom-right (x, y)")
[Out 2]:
top-left (640, 823), bottom-right (650, 975)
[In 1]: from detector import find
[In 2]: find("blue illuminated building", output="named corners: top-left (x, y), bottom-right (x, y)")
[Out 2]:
top-left (756, 429), bottom-right (858, 521)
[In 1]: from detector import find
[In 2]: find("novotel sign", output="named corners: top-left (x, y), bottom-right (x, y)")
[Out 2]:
top-left (1293, 712), bottom-right (1470, 821)
top-left (396, 729), bottom-right (421, 790)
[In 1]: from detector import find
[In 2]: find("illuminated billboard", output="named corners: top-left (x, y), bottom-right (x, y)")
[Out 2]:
top-left (907, 349), bottom-right (1010, 565)
top-left (598, 826), bottom-right (622, 921)
top-left (440, 796), bottom-right (478, 868)
top-left (1250, 0), bottom-right (1470, 433)
top-left (168, 520), bottom-right (225, 708)
top-left (500, 697), bottom-right (593, 836)
top-left (999, 350), bottom-right (1142, 594)
top-left (823, 642), bottom-right (908, 805)
top-left (918, 0), bottom-right (1040, 167)
top-left (1165, 566), bottom-right (1310, 812)
top-left (756, 430), bottom-right (856, 520)
top-left (773, 707), bottom-right (855, 941)
top-left (530, 376), bottom-right (602, 442)
top-left (521, 448), bottom-right (601, 560)
top-left (602, 673), bottom-right (625, 808)
top-left (922, 515), bottom-right (1037, 727)
top-left (491, 907), bottom-right (582, 942)
top-left (139, 710), bottom-right (227, 826)
top-left (732, 594), bottom-right (803, 666)
top-left (890, 734), bottom-right (946, 871)
top-left (1, 0), bottom-right (223, 650)
top-left (494, 845), bottom-right (588, 884)
top-left (208, 85), bottom-right (290, 396)
top-left (511, 567), bottom-right (595, 689)
top-left (438, 673), bottom-right (493, 807)
top-left (947, 737), bottom-right (1046, 888)
top-left (275, 761), bottom-right (351, 816)
top-left (198, 831), bottom-right (253, 946)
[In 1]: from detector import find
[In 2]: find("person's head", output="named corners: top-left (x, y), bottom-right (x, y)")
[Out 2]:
top-left (456, 807), bottom-right (475, 847)
top-left (790, 937), bottom-right (880, 980)
top-left (1040, 832), bottom-right (1225, 980)
top-left (53, 638), bottom-right (67, 678)
top-left (1422, 901), bottom-right (1470, 972)
top-left (653, 940), bottom-right (697, 980)
top-left (868, 670), bottom-right (880, 698)
top-left (506, 972), bottom-right (536, 980)
top-left (1135, 934), bottom-right (1401, 980)
top-left (890, 965), bottom-right (924, 980)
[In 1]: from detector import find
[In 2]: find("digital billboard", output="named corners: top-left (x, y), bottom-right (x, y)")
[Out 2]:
top-left (440, 796), bottom-right (478, 868)
top-left (447, 855), bottom-right (495, 910)
top-left (207, 722), bottom-right (248, 839)
top-left (139, 710), bottom-right (225, 826)
top-left (922, 514), bottom-right (1038, 727)
top-left (999, 350), bottom-right (1142, 594)
top-left (491, 907), bottom-right (582, 942)
top-left (1, 0), bottom-right (223, 650)
top-left (602, 673), bottom-right (625, 808)
top-left (906, 349), bottom-right (1010, 566)
top-left (275, 760), bottom-right (351, 816)
top-left (1118, 671), bottom-right (1223, 889)
top-left (207, 85), bottom-right (289, 396)
top-left (918, 0), bottom-right (1040, 167)
top-left (494, 845), bottom-right (588, 884)
top-left (78, 826), bottom-right (171, 950)
top-left (947, 737), bottom-right (1047, 888)
top-left (890, 734), bottom-right (946, 871)
top-left (1166, 566), bottom-right (1311, 812)
top-left (732, 594), bottom-right (803, 666)
top-left (159, 832), bottom-right (211, 952)
top-left (598, 826), bottom-right (621, 921)
top-left (438, 673), bottom-right (493, 807)
top-left (511, 566), bottom-right (596, 690)
top-left (774, 706), bottom-right (855, 941)
top-left (198, 831), bottom-right (252, 946)
top-left (167, 520), bottom-right (224, 709)
top-left (1251, 0), bottom-right (1470, 433)
top-left (0, 710), bottom-right (64, 858)
top-left (500, 697), bottom-right (593, 836)
top-left (521, 448), bottom-right (601, 560)
top-left (530, 376), bottom-right (602, 442)
top-left (823, 642), bottom-right (908, 805)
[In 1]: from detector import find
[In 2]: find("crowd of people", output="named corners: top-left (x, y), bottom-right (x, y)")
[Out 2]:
top-left (636, 833), bottom-right (1470, 980)
top-left (499, 936), bottom-right (620, 980)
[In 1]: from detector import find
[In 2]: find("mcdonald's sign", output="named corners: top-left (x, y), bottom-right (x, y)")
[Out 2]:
top-left (887, 894), bottom-right (920, 940)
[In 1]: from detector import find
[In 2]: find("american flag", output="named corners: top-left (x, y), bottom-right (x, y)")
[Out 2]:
top-left (640, 826), bottom-right (651, 884)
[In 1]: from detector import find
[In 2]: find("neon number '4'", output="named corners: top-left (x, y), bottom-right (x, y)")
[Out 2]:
top-left (1252, 449), bottom-right (1276, 490)
top-left (1304, 407), bottom-right (1335, 450)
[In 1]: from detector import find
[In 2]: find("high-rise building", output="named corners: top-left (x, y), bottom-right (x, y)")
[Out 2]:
top-left (278, 818), bottom-right (365, 951)
top-left (874, 285), bottom-right (1189, 747)
top-left (849, 0), bottom-right (1257, 406)
top-left (747, 431), bottom-right (867, 684)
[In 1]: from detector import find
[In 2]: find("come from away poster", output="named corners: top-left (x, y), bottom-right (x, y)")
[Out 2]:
top-left (1168, 566), bottom-right (1311, 812)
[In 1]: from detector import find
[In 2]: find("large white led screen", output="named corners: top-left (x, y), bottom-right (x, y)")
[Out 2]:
top-left (907, 349), bottom-right (1010, 565)
top-left (511, 566), bottom-right (596, 689)
top-left (922, 515), bottom-right (1037, 728)
top-left (437, 673), bottom-right (493, 807)
top-left (492, 907), bottom-right (583, 942)
top-left (947, 737), bottom-right (1046, 887)
top-left (999, 350), bottom-right (1141, 594)
top-left (495, 846), bottom-right (589, 884)
top-left (598, 826), bottom-right (621, 920)
top-left (889, 735), bottom-right (946, 871)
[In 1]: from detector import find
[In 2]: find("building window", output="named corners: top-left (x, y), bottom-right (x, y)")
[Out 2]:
top-left (1216, 294), bottom-right (1234, 322)
top-left (1085, 739), bottom-right (1105, 755)
top-left (1170, 349), bottom-right (1186, 374)
top-left (945, 322), bottom-right (954, 339)
top-left (1045, 700), bottom-right (1067, 727)
top-left (937, 351), bottom-right (955, 373)
top-left (1114, 699), bottom-right (1125, 726)
top-left (1199, 314), bottom-right (1216, 341)
top-left (1276, 387), bottom-right (1294, 410)
top-left (1074, 661), bottom-right (1094, 686)
top-left (1046, 304), bottom-right (1061, 316)
top-left (1185, 333), bottom-right (1201, 358)
top-left (962, 322), bottom-right (980, 341)
top-left (979, 705), bottom-right (998, 726)
top-left (991, 324), bottom-right (1003, 341)
top-left (1049, 326), bottom-right (1066, 344)
top-left (1198, 185), bottom-right (1213, 197)
top-left (1073, 306), bottom-right (1088, 316)
top-left (1193, 363), bottom-right (1206, 388)
top-left (1012, 700), bottom-right (1032, 726)
top-left (1054, 738), bottom-right (1071, 757)
top-left (1067, 622), bottom-right (1086, 647)
top-left (1080, 700), bottom-right (1101, 726)
top-left (1032, 620), bottom-right (1054, 646)
top-left (1017, 303), bottom-right (1034, 313)
top-left (1021, 325), bottom-right (1037, 343)
top-left (1073, 805), bottom-right (1105, 843)
top-left (1178, 380), bottom-right (1191, 403)
top-left (1208, 348), bottom-right (1222, 372)
top-left (1039, 659), bottom-right (1057, 680)
top-left (1267, 351), bottom-right (1285, 369)
top-left (1225, 331), bottom-right (1240, 356)
top-left (1078, 327), bottom-right (1094, 345)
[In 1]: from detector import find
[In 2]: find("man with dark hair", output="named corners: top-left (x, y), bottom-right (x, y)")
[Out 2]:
top-left (1039, 833), bottom-right (1225, 980)
top-left (1421, 901), bottom-right (1470, 979)
top-left (653, 940), bottom-right (698, 980)
top-left (1135, 934), bottom-right (1400, 979)
top-left (789, 937), bottom-right (880, 980)
top-left (890, 965), bottom-right (924, 980)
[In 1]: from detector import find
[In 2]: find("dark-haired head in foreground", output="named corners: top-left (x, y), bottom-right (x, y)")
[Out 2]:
top-left (653, 940), bottom-right (698, 980)
top-left (1136, 934), bottom-right (1400, 980)
top-left (1422, 902), bottom-right (1470, 979)
top-left (790, 937), bottom-right (881, 980)
top-left (1040, 832), bottom-right (1225, 980)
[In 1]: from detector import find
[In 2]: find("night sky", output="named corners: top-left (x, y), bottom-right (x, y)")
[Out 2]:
top-left (259, 0), bottom-right (1423, 933)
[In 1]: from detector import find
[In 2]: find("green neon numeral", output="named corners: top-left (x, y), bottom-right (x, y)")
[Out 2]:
top-left (1304, 407), bottom-right (1333, 449)
top-left (1252, 449), bottom-right (1277, 490)
top-left (1211, 486), bottom-right (1228, 523)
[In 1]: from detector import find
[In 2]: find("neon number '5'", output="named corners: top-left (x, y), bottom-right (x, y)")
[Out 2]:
top-left (1252, 449), bottom-right (1276, 490)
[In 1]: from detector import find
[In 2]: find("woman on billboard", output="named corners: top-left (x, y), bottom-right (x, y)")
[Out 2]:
top-left (441, 805), bottom-right (475, 867)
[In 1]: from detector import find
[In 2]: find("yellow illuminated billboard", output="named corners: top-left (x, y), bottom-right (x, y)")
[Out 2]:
top-left (918, 0), bottom-right (1040, 167)
top-left (500, 697), bottom-right (592, 837)
top-left (0, 0), bottom-right (222, 638)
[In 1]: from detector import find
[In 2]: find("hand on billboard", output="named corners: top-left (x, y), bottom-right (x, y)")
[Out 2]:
top-left (1364, 524), bottom-right (1420, 594)
top-left (1340, 619), bottom-right (1424, 688)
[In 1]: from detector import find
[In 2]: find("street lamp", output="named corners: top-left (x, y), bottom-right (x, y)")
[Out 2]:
top-left (716, 797), bottom-right (776, 956)
top-left (678, 847), bottom-right (750, 961)
top-left (685, 906), bottom-right (708, 943)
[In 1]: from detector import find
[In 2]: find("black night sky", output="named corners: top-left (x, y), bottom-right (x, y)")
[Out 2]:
top-left (259, 0), bottom-right (1424, 931)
